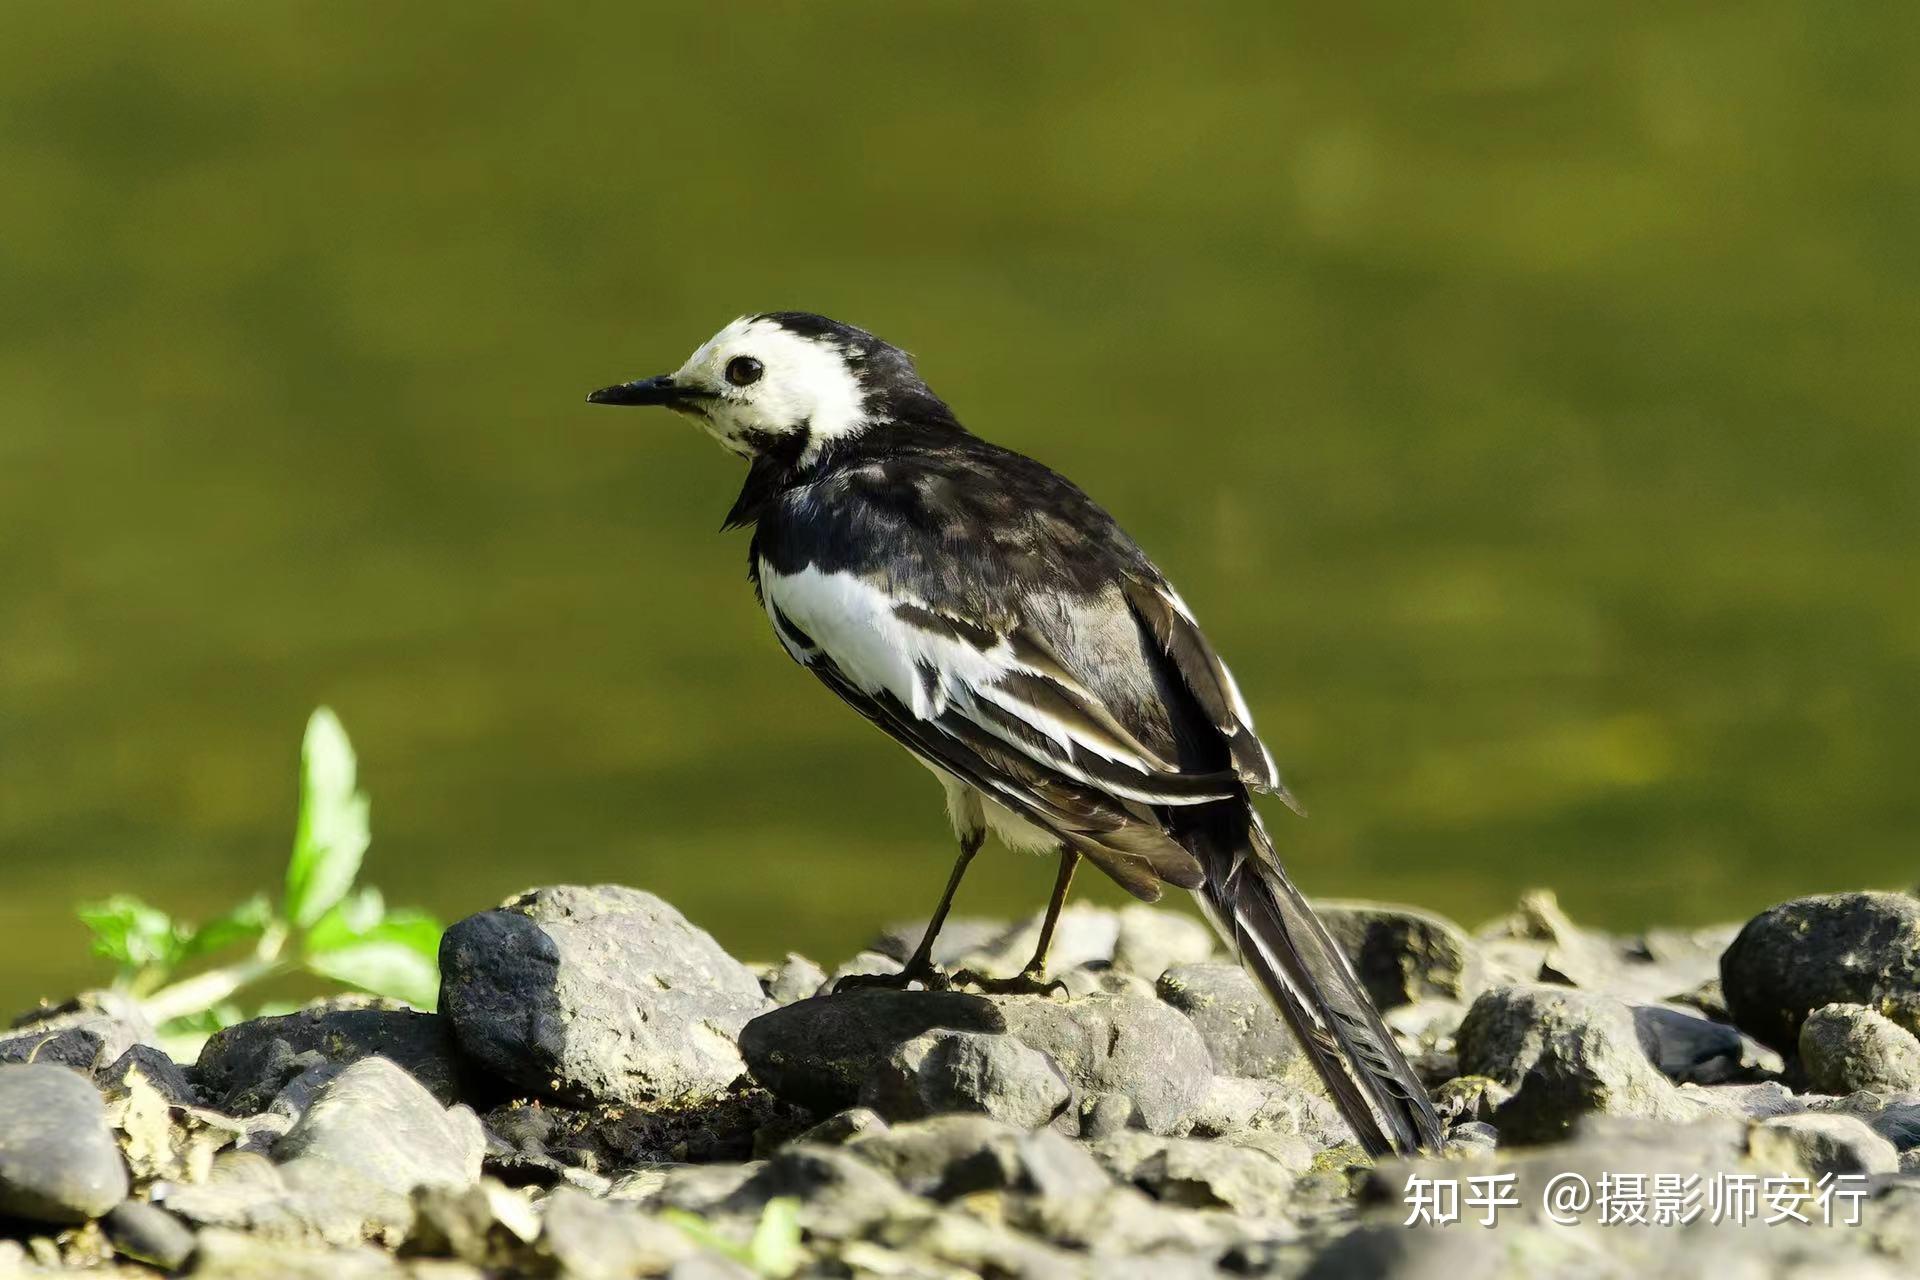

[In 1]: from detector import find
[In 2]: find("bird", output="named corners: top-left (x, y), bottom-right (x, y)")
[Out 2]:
top-left (588, 312), bottom-right (1444, 1156)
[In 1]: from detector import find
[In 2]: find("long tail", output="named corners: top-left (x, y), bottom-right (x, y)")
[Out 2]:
top-left (1187, 810), bottom-right (1444, 1157)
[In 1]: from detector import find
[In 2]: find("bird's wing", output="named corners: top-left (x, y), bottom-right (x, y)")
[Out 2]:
top-left (758, 558), bottom-right (1221, 898)
top-left (761, 561), bottom-right (1244, 807)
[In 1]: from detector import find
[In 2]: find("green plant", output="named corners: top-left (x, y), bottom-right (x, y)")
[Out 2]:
top-left (660, 1198), bottom-right (803, 1278)
top-left (78, 709), bottom-right (443, 1052)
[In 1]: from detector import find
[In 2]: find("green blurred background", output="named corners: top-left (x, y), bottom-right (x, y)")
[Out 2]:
top-left (2, 3), bottom-right (1915, 1013)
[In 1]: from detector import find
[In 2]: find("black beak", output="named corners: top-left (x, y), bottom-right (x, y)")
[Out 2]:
top-left (586, 375), bottom-right (693, 407)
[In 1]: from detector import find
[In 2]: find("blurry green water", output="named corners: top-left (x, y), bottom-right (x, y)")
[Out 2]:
top-left (1, 4), bottom-right (1915, 1014)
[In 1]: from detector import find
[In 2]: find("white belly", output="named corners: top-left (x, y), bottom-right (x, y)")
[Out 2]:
top-left (928, 765), bottom-right (1058, 854)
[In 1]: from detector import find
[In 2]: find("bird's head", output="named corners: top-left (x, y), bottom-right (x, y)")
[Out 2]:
top-left (588, 312), bottom-right (942, 463)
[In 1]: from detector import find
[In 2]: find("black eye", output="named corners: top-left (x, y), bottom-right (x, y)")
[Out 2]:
top-left (725, 356), bottom-right (764, 387)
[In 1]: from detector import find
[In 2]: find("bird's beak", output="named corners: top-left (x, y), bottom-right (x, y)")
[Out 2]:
top-left (585, 375), bottom-right (699, 407)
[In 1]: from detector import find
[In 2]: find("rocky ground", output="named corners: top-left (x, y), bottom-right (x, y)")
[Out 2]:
top-left (5, 883), bottom-right (1920, 1278)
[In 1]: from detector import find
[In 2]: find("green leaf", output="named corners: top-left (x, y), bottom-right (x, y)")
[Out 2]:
top-left (284, 707), bottom-right (371, 929)
top-left (748, 1198), bottom-right (803, 1277)
top-left (177, 894), bottom-right (275, 963)
top-left (77, 895), bottom-right (183, 974)
top-left (306, 940), bottom-right (440, 1010)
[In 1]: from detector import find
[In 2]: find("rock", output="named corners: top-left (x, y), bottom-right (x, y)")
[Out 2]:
top-left (102, 1044), bottom-right (200, 1108)
top-left (1456, 983), bottom-right (1697, 1141)
top-left (793, 1108), bottom-right (888, 1146)
top-left (195, 1003), bottom-right (465, 1113)
top-left (1800, 1003), bottom-right (1920, 1095)
top-left (536, 1187), bottom-right (696, 1280)
top-left (1721, 892), bottom-right (1920, 1051)
top-left (189, 1227), bottom-right (402, 1279)
top-left (273, 1057), bottom-right (484, 1196)
top-left (405, 1178), bottom-right (540, 1269)
top-left (948, 905), bottom-right (1122, 979)
top-left (1154, 963), bottom-right (1304, 1080)
top-left (871, 917), bottom-right (1009, 968)
top-left (1748, 1113), bottom-right (1899, 1177)
top-left (1109, 906), bottom-right (1214, 980)
top-left (860, 1029), bottom-right (1072, 1128)
top-left (1185, 1075), bottom-right (1347, 1146)
top-left (440, 884), bottom-right (769, 1106)
top-left (1093, 1132), bottom-right (1301, 1216)
top-left (0, 1064), bottom-right (129, 1223)
top-left (102, 1200), bottom-right (197, 1271)
top-left (1632, 1001), bottom-right (1780, 1084)
top-left (1, 993), bottom-right (156, 1074)
top-left (848, 1114), bottom-right (1109, 1201)
top-left (1384, 998), bottom-right (1467, 1083)
top-left (667, 1144), bottom-right (920, 1241)
top-left (741, 989), bottom-right (1210, 1135)
top-left (759, 954), bottom-right (827, 1006)
top-left (1317, 902), bottom-right (1478, 1008)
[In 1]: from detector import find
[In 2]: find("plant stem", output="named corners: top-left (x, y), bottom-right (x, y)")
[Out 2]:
top-left (139, 923), bottom-right (290, 1024)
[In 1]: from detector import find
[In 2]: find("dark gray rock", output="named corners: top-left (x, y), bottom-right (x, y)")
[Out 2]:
top-left (848, 1114), bottom-right (1109, 1201)
top-left (1721, 891), bottom-right (1920, 1051)
top-left (1317, 901), bottom-right (1478, 1008)
top-left (440, 884), bottom-right (769, 1106)
top-left (741, 989), bottom-right (1210, 1135)
top-left (195, 1003), bottom-right (464, 1113)
top-left (2, 992), bottom-right (156, 1075)
top-left (1800, 1003), bottom-right (1920, 1095)
top-left (0, 1064), bottom-right (129, 1224)
top-left (1748, 1112), bottom-right (1899, 1177)
top-left (1154, 963), bottom-right (1305, 1081)
top-left (102, 1043), bottom-right (200, 1108)
top-left (793, 1107), bottom-right (888, 1146)
top-left (1456, 983), bottom-right (1696, 1141)
top-left (272, 1057), bottom-right (484, 1196)
top-left (537, 1186), bottom-right (696, 1280)
top-left (1631, 1001), bottom-right (1779, 1084)
top-left (103, 1199), bottom-right (198, 1270)
top-left (860, 1029), bottom-right (1072, 1129)
top-left (666, 1143), bottom-right (919, 1241)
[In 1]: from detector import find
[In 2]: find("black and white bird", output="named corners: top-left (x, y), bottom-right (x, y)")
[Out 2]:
top-left (589, 312), bottom-right (1443, 1156)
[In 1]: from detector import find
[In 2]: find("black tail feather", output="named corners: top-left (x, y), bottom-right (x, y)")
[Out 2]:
top-left (1190, 812), bottom-right (1444, 1157)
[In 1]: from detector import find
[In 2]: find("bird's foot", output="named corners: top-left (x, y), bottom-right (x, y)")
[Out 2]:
top-left (950, 967), bottom-right (1068, 998)
top-left (832, 962), bottom-right (952, 994)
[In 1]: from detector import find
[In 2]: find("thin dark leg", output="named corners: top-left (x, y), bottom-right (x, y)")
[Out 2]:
top-left (1020, 847), bottom-right (1080, 980)
top-left (955, 847), bottom-right (1079, 997)
top-left (834, 830), bottom-right (983, 992)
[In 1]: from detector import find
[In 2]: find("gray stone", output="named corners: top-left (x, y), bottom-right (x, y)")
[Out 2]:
top-left (103, 1200), bottom-right (197, 1271)
top-left (793, 1107), bottom-right (888, 1145)
top-left (188, 1227), bottom-right (402, 1279)
top-left (760, 953), bottom-right (828, 1005)
top-left (1109, 905), bottom-right (1215, 980)
top-left (440, 884), bottom-right (769, 1106)
top-left (537, 1186), bottom-right (696, 1280)
top-left (406, 1178), bottom-right (540, 1270)
top-left (101, 1044), bottom-right (200, 1108)
top-left (741, 989), bottom-right (1210, 1135)
top-left (1721, 891), bottom-right (1920, 1051)
top-left (671, 1143), bottom-right (919, 1241)
top-left (1384, 998), bottom-right (1468, 1083)
top-left (195, 1002), bottom-right (465, 1113)
top-left (1185, 1074), bottom-right (1346, 1146)
top-left (1093, 1132), bottom-right (1301, 1216)
top-left (0, 1064), bottom-right (129, 1224)
top-left (1317, 901), bottom-right (1478, 1008)
top-left (946, 905), bottom-right (1121, 980)
top-left (871, 917), bottom-right (1009, 969)
top-left (273, 1057), bottom-right (484, 1196)
top-left (1155, 963), bottom-right (1304, 1080)
top-left (1, 993), bottom-right (156, 1075)
top-left (1456, 983), bottom-right (1697, 1142)
top-left (860, 1029), bottom-right (1072, 1128)
top-left (848, 1114), bottom-right (1109, 1201)
top-left (1749, 1112), bottom-right (1899, 1177)
top-left (1800, 1003), bottom-right (1920, 1095)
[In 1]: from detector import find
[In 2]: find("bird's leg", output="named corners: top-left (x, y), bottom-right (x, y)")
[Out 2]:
top-left (955, 847), bottom-right (1079, 997)
top-left (834, 830), bottom-right (983, 993)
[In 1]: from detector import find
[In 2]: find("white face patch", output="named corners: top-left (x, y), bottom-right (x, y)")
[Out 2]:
top-left (671, 316), bottom-right (869, 459)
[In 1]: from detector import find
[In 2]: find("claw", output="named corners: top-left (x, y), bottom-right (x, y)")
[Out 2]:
top-left (832, 963), bottom-right (952, 994)
top-left (950, 967), bottom-right (1068, 998)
